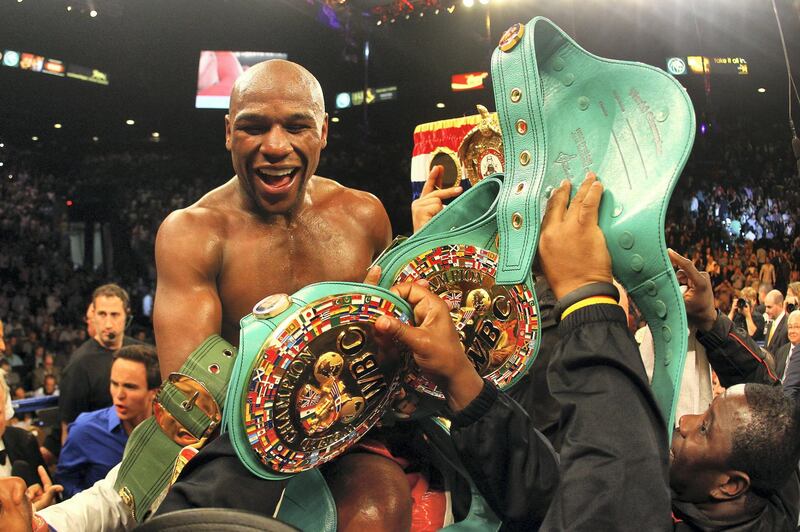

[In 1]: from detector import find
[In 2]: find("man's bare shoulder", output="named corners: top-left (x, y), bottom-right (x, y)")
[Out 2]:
top-left (310, 176), bottom-right (392, 251)
top-left (158, 179), bottom-right (239, 239)
top-left (155, 179), bottom-right (243, 265)
top-left (311, 176), bottom-right (387, 222)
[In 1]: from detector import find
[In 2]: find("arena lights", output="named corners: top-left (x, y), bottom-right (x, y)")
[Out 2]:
top-left (757, 87), bottom-right (766, 93)
top-left (331, 116), bottom-right (340, 123)
top-left (0, 143), bottom-right (4, 148)
top-left (151, 131), bottom-right (160, 138)
top-left (463, 0), bottom-right (474, 7)
top-left (31, 136), bottom-right (38, 141)
top-left (125, 119), bottom-right (135, 125)
top-left (436, 102), bottom-right (446, 108)
top-left (66, 5), bottom-right (72, 11)
top-left (90, 10), bottom-right (98, 17)
top-left (54, 123), bottom-right (62, 129)
top-left (373, 1), bottom-right (457, 26)
top-left (0, 162), bottom-right (4, 167)
top-left (92, 136), bottom-right (99, 142)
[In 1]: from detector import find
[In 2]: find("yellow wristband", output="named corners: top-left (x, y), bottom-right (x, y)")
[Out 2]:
top-left (560, 296), bottom-right (618, 321)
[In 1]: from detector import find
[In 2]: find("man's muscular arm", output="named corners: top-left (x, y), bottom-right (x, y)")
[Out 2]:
top-left (154, 209), bottom-right (224, 378)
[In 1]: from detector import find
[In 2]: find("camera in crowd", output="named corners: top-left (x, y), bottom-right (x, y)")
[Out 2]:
top-left (737, 298), bottom-right (747, 311)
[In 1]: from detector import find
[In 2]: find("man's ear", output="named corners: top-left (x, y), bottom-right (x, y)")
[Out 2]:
top-left (320, 113), bottom-right (328, 150)
top-left (224, 114), bottom-right (232, 151)
top-left (711, 471), bottom-right (750, 500)
top-left (146, 389), bottom-right (158, 410)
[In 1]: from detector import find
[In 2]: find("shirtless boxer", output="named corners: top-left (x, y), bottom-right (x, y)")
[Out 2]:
top-left (153, 60), bottom-right (411, 530)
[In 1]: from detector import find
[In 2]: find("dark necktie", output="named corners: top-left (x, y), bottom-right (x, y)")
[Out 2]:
top-left (0, 449), bottom-right (7, 465)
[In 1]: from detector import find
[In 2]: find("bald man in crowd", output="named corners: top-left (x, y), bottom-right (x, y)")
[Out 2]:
top-left (153, 59), bottom-right (412, 529)
top-left (764, 289), bottom-right (789, 354)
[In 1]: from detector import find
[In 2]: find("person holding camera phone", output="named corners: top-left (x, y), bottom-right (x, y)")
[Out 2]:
top-left (728, 286), bottom-right (765, 341)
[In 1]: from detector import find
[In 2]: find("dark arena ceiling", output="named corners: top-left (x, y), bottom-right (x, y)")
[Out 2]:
top-left (0, 0), bottom-right (798, 151)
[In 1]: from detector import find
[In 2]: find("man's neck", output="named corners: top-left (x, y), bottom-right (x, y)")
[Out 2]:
top-left (120, 412), bottom-right (148, 435)
top-left (693, 494), bottom-right (766, 524)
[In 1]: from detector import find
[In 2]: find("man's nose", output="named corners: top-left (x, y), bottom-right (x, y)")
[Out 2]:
top-left (677, 414), bottom-right (697, 436)
top-left (260, 127), bottom-right (293, 160)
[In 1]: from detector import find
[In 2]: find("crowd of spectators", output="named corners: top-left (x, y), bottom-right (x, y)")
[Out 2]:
top-left (664, 120), bottom-right (800, 319)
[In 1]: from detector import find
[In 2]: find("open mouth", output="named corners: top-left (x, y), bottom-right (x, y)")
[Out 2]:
top-left (256, 167), bottom-right (299, 192)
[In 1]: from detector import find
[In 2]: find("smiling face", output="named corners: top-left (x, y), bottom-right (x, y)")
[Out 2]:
top-left (788, 311), bottom-right (800, 345)
top-left (225, 60), bottom-right (328, 217)
top-left (670, 384), bottom-right (751, 502)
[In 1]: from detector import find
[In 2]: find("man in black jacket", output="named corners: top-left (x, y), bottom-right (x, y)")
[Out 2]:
top-left (379, 175), bottom-right (800, 530)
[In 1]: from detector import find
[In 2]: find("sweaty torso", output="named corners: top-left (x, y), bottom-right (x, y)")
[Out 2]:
top-left (199, 177), bottom-right (382, 344)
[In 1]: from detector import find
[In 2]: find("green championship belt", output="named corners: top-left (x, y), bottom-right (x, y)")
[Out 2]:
top-left (223, 282), bottom-right (413, 479)
top-left (115, 335), bottom-right (236, 522)
top-left (375, 177), bottom-right (540, 418)
top-left (491, 17), bottom-right (695, 429)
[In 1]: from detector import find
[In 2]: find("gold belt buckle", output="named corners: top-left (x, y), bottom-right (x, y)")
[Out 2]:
top-left (153, 373), bottom-right (222, 447)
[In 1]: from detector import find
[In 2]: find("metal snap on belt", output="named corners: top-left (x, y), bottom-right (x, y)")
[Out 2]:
top-left (512, 212), bottom-right (524, 229)
top-left (253, 293), bottom-right (292, 319)
top-left (519, 150), bottom-right (531, 166)
top-left (510, 88), bottom-right (522, 102)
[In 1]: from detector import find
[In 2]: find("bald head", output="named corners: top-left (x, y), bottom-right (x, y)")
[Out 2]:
top-left (229, 60), bottom-right (325, 117)
top-left (765, 290), bottom-right (784, 320)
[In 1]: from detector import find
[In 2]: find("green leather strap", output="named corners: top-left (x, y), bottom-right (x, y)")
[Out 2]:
top-left (491, 17), bottom-right (694, 429)
top-left (115, 335), bottom-right (236, 522)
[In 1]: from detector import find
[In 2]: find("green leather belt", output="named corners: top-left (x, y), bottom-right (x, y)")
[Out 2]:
top-left (490, 17), bottom-right (695, 429)
top-left (115, 335), bottom-right (236, 522)
top-left (224, 282), bottom-right (414, 480)
top-left (376, 177), bottom-right (541, 419)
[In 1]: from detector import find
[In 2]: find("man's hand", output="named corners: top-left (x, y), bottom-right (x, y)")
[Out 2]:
top-left (0, 477), bottom-right (34, 532)
top-left (374, 282), bottom-right (483, 412)
top-left (24, 466), bottom-right (62, 512)
top-left (741, 300), bottom-right (752, 318)
top-left (539, 173), bottom-right (612, 300)
top-left (411, 165), bottom-right (463, 233)
top-left (668, 249), bottom-right (717, 332)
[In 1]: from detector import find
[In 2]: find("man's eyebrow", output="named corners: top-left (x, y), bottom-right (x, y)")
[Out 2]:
top-left (233, 112), bottom-right (267, 123)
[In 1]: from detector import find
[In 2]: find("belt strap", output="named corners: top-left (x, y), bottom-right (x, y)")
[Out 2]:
top-left (115, 335), bottom-right (236, 522)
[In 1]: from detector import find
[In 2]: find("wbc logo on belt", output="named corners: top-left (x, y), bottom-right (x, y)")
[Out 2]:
top-left (392, 244), bottom-right (538, 415)
top-left (243, 294), bottom-right (408, 473)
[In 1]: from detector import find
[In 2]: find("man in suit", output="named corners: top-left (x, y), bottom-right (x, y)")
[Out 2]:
top-left (780, 311), bottom-right (800, 400)
top-left (0, 376), bottom-right (47, 486)
top-left (774, 311), bottom-right (800, 379)
top-left (765, 289), bottom-right (789, 354)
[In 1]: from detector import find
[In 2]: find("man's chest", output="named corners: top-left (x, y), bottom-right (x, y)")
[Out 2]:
top-left (217, 225), bottom-right (376, 327)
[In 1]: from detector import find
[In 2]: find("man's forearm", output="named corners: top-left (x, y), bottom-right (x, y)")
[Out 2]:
top-left (450, 381), bottom-right (560, 530)
top-left (39, 464), bottom-right (132, 532)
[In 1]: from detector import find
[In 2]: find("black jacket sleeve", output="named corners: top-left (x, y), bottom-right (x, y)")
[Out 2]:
top-left (541, 303), bottom-right (672, 531)
top-left (449, 380), bottom-right (560, 531)
top-left (695, 312), bottom-right (780, 387)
